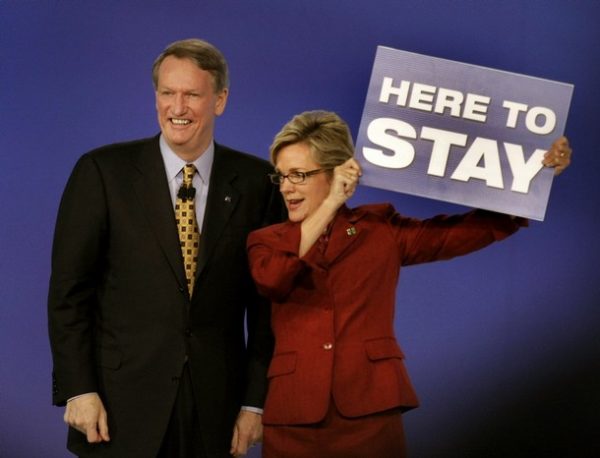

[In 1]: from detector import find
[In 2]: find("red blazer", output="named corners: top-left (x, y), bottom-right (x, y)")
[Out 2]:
top-left (247, 204), bottom-right (525, 425)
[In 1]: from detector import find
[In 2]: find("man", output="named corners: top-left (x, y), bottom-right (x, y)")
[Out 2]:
top-left (48, 39), bottom-right (284, 457)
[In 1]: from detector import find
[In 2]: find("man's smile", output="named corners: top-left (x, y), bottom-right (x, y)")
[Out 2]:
top-left (170, 117), bottom-right (191, 125)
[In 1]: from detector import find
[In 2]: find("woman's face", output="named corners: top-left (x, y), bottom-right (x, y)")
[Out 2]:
top-left (275, 143), bottom-right (332, 223)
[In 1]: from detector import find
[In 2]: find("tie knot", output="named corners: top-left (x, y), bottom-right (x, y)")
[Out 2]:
top-left (182, 164), bottom-right (196, 185)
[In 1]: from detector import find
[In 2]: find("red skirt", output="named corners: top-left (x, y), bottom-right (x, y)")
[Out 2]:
top-left (263, 400), bottom-right (407, 458)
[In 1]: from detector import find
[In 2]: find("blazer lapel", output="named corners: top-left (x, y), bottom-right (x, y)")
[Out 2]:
top-left (324, 205), bottom-right (365, 265)
top-left (131, 137), bottom-right (188, 290)
top-left (196, 144), bottom-right (240, 279)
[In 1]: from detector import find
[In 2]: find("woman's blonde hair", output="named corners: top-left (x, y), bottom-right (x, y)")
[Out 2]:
top-left (270, 110), bottom-right (354, 169)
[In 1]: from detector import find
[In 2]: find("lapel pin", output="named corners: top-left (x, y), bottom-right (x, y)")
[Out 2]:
top-left (224, 195), bottom-right (232, 203)
top-left (346, 226), bottom-right (357, 236)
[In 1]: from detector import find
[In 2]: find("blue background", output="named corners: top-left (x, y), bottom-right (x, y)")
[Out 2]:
top-left (1, 1), bottom-right (598, 457)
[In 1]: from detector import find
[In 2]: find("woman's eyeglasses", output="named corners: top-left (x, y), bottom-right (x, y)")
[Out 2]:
top-left (268, 168), bottom-right (329, 185)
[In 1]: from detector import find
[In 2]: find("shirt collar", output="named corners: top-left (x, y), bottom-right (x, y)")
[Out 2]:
top-left (159, 135), bottom-right (214, 183)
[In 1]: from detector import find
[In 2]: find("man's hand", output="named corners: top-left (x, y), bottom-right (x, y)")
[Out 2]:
top-left (543, 136), bottom-right (572, 176)
top-left (230, 410), bottom-right (263, 457)
top-left (64, 393), bottom-right (110, 443)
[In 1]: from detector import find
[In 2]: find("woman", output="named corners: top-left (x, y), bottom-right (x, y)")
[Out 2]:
top-left (247, 110), bottom-right (571, 457)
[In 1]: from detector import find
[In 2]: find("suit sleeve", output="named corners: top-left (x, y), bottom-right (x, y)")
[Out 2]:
top-left (241, 180), bottom-right (286, 407)
top-left (247, 223), bottom-right (326, 302)
top-left (386, 206), bottom-right (528, 266)
top-left (48, 154), bottom-right (107, 405)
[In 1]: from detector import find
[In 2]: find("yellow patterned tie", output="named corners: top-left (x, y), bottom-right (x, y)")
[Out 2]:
top-left (175, 164), bottom-right (200, 296)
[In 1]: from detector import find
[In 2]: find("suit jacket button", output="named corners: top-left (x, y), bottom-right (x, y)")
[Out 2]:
top-left (323, 342), bottom-right (333, 350)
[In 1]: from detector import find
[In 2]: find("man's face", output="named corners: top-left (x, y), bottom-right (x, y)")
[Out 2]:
top-left (155, 56), bottom-right (228, 159)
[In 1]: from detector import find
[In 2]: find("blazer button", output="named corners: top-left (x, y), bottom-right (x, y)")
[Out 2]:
top-left (323, 342), bottom-right (333, 350)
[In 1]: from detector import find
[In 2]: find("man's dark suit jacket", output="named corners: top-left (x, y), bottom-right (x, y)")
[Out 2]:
top-left (48, 136), bottom-right (283, 457)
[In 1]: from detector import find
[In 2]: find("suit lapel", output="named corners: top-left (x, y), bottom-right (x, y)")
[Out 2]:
top-left (269, 206), bottom-right (367, 266)
top-left (131, 137), bottom-right (188, 290)
top-left (324, 205), bottom-right (365, 265)
top-left (196, 144), bottom-right (240, 279)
